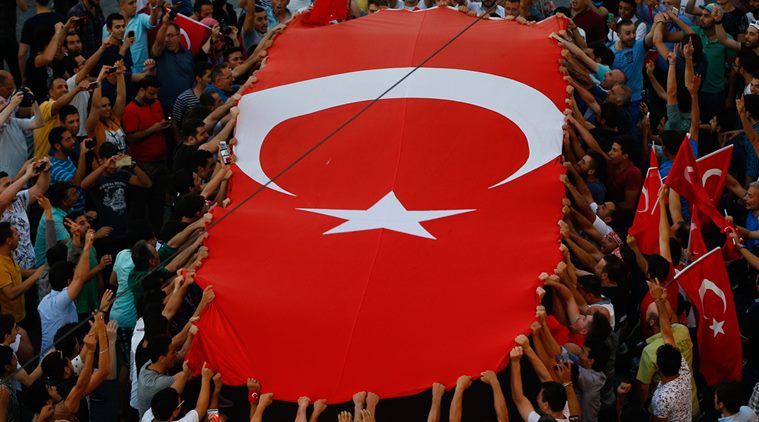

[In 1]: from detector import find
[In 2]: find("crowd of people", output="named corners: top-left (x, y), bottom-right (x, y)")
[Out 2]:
top-left (1, 0), bottom-right (759, 419)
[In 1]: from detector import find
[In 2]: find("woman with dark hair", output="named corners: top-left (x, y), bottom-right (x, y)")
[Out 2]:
top-left (0, 344), bottom-right (20, 422)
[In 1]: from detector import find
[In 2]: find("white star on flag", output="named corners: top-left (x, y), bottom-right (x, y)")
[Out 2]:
top-left (297, 191), bottom-right (475, 240)
top-left (708, 318), bottom-right (725, 337)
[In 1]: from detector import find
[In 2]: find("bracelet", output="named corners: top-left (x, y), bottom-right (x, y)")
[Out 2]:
top-left (563, 381), bottom-right (573, 387)
top-left (248, 392), bottom-right (259, 404)
top-left (99, 347), bottom-right (109, 354)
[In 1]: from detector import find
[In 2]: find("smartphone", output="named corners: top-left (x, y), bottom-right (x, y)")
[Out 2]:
top-left (219, 141), bottom-right (232, 165)
top-left (671, 6), bottom-right (679, 14)
top-left (116, 155), bottom-right (132, 167)
top-left (127, 30), bottom-right (135, 39)
top-left (606, 12), bottom-right (615, 24)
top-left (84, 138), bottom-right (97, 149)
top-left (87, 81), bottom-right (99, 90)
top-left (106, 67), bottom-right (118, 74)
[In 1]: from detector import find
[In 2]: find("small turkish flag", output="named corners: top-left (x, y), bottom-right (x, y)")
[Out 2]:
top-left (628, 148), bottom-right (661, 255)
top-left (666, 136), bottom-right (727, 230)
top-left (147, 13), bottom-right (211, 56)
top-left (172, 14), bottom-right (211, 55)
top-left (303, 0), bottom-right (347, 24)
top-left (696, 145), bottom-right (733, 206)
top-left (674, 247), bottom-right (742, 385)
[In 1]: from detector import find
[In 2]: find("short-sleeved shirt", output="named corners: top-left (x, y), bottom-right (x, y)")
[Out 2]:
top-left (19, 12), bottom-right (65, 53)
top-left (66, 75), bottom-right (90, 137)
top-left (1, 190), bottom-right (35, 269)
top-left (91, 169), bottom-right (132, 238)
top-left (123, 100), bottom-right (167, 162)
top-left (156, 47), bottom-right (194, 112)
top-left (718, 406), bottom-right (759, 421)
top-left (527, 411), bottom-right (568, 422)
top-left (746, 212), bottom-right (759, 250)
top-left (103, 14), bottom-right (153, 73)
top-left (38, 288), bottom-right (77, 353)
top-left (92, 116), bottom-right (126, 154)
top-left (110, 249), bottom-right (137, 328)
top-left (137, 362), bottom-right (175, 417)
top-left (66, 242), bottom-right (99, 315)
top-left (0, 255), bottom-right (24, 322)
top-left (651, 356), bottom-right (692, 422)
top-left (664, 104), bottom-right (691, 132)
top-left (171, 88), bottom-right (200, 124)
top-left (0, 117), bottom-right (36, 177)
top-left (611, 38), bottom-right (648, 102)
top-left (49, 156), bottom-right (85, 212)
top-left (637, 323), bottom-right (700, 415)
top-left (34, 207), bottom-right (70, 267)
top-left (573, 8), bottom-right (607, 43)
top-left (142, 409), bottom-right (199, 422)
top-left (606, 161), bottom-right (643, 205)
top-left (692, 25), bottom-right (734, 94)
top-left (33, 100), bottom-right (60, 160)
top-left (128, 249), bottom-right (175, 313)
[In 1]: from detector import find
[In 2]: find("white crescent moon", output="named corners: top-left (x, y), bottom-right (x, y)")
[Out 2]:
top-left (701, 168), bottom-right (722, 188)
top-left (638, 186), bottom-right (649, 213)
top-left (235, 67), bottom-right (564, 196)
top-left (698, 278), bottom-right (727, 318)
top-left (179, 27), bottom-right (191, 50)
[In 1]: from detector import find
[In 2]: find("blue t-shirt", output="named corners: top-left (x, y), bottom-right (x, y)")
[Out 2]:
top-left (747, 213), bottom-right (759, 250)
top-left (156, 47), bottom-right (194, 112)
top-left (611, 39), bottom-right (648, 102)
top-left (102, 14), bottom-right (154, 73)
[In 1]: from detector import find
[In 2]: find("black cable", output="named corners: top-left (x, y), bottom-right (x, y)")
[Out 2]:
top-left (18, 5), bottom-right (498, 375)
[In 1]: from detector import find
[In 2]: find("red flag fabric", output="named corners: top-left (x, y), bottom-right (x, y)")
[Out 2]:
top-left (665, 136), bottom-right (727, 230)
top-left (695, 145), bottom-right (733, 205)
top-left (303, 0), bottom-right (347, 24)
top-left (688, 206), bottom-right (707, 261)
top-left (146, 13), bottom-right (211, 56)
top-left (674, 247), bottom-right (742, 384)
top-left (187, 10), bottom-right (567, 401)
top-left (629, 148), bottom-right (661, 255)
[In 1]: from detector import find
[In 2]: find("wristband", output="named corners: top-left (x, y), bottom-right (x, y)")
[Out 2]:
top-left (248, 392), bottom-right (259, 405)
top-left (563, 381), bottom-right (573, 387)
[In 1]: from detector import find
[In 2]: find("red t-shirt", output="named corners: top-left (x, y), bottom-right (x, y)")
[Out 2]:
top-left (572, 8), bottom-right (607, 44)
top-left (123, 100), bottom-right (167, 162)
top-left (607, 161), bottom-right (643, 205)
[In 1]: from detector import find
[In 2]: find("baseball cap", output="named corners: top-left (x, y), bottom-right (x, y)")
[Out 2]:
top-left (699, 3), bottom-right (717, 13)
top-left (749, 21), bottom-right (759, 31)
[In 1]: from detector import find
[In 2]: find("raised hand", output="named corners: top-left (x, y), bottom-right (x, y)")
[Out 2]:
top-left (99, 289), bottom-right (114, 313)
top-left (510, 346), bottom-right (523, 362)
top-left (455, 375), bottom-right (472, 390)
top-left (106, 319), bottom-right (118, 343)
top-left (247, 377), bottom-right (261, 392)
top-left (479, 370), bottom-right (498, 385)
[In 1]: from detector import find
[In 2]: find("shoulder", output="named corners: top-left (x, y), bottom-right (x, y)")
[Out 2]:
top-left (178, 410), bottom-right (200, 422)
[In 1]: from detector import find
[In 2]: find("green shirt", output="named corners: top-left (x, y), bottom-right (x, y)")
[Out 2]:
top-left (691, 26), bottom-right (735, 94)
top-left (636, 323), bottom-right (700, 415)
top-left (128, 244), bottom-right (177, 312)
top-left (67, 240), bottom-right (100, 315)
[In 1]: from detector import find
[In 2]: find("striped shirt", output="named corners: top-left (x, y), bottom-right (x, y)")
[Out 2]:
top-left (49, 156), bottom-right (85, 212)
top-left (172, 88), bottom-right (200, 125)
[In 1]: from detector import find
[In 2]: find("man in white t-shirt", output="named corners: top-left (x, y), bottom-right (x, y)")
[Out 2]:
top-left (141, 363), bottom-right (214, 422)
top-left (510, 346), bottom-right (572, 422)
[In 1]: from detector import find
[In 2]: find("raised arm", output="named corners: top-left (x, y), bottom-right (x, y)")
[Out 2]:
top-left (63, 320), bottom-right (98, 413)
top-left (515, 334), bottom-right (553, 383)
top-left (713, 8), bottom-right (742, 50)
top-left (649, 278), bottom-right (676, 346)
top-left (567, 116), bottom-right (611, 160)
top-left (479, 370), bottom-right (509, 422)
top-left (194, 364), bottom-right (213, 418)
top-left (509, 347), bottom-right (535, 421)
top-left (84, 310), bottom-right (111, 394)
top-left (67, 229), bottom-right (94, 300)
top-left (551, 33), bottom-right (599, 74)
top-left (151, 13), bottom-right (171, 58)
top-left (449, 375), bottom-right (472, 422)
top-left (666, 46), bottom-right (678, 105)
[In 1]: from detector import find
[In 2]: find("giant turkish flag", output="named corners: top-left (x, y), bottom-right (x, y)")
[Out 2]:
top-left (188, 9), bottom-right (567, 402)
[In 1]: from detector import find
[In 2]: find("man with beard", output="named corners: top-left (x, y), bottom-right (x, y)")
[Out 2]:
top-left (468, 0), bottom-right (505, 18)
top-left (48, 127), bottom-right (89, 212)
top-left (715, 14), bottom-right (759, 56)
top-left (68, 0), bottom-right (105, 58)
top-left (240, 3), bottom-right (268, 54)
top-left (123, 76), bottom-right (170, 231)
